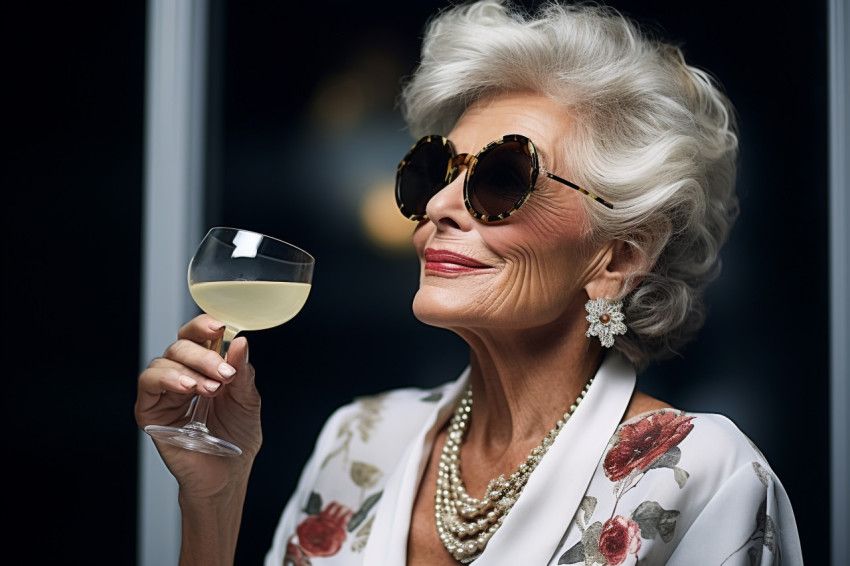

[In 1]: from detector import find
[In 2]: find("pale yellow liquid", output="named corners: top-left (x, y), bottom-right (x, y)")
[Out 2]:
top-left (189, 281), bottom-right (312, 330)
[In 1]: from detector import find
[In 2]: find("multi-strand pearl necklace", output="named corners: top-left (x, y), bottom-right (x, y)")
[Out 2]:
top-left (434, 378), bottom-right (594, 563)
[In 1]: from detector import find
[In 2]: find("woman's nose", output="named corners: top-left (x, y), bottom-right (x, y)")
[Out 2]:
top-left (425, 156), bottom-right (474, 230)
top-left (424, 173), bottom-right (472, 230)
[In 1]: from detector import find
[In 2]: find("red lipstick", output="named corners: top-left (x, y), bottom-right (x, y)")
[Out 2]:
top-left (424, 248), bottom-right (491, 274)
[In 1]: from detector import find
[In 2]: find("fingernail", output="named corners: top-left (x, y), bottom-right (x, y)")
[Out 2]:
top-left (179, 375), bottom-right (197, 389)
top-left (205, 382), bottom-right (221, 392)
top-left (218, 363), bottom-right (236, 377)
top-left (209, 321), bottom-right (226, 331)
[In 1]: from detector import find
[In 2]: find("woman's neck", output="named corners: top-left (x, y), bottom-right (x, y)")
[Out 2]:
top-left (451, 312), bottom-right (604, 461)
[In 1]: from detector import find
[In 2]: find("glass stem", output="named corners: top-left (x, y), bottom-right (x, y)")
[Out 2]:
top-left (185, 326), bottom-right (239, 432)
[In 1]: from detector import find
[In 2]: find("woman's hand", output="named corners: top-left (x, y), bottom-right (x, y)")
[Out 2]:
top-left (135, 314), bottom-right (262, 499)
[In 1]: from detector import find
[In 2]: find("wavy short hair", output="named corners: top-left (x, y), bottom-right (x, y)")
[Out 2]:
top-left (399, 0), bottom-right (739, 370)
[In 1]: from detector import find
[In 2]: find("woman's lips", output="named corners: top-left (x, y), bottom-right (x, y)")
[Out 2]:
top-left (423, 248), bottom-right (491, 274)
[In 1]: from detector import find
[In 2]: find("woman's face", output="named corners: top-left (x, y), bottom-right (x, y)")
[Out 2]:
top-left (411, 92), bottom-right (614, 333)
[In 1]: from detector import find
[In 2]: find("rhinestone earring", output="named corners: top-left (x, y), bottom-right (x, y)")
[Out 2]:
top-left (585, 298), bottom-right (627, 348)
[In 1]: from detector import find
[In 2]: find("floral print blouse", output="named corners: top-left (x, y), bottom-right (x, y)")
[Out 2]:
top-left (266, 354), bottom-right (803, 565)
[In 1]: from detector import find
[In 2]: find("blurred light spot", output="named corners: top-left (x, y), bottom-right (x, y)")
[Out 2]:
top-left (360, 180), bottom-right (415, 254)
top-left (310, 73), bottom-right (368, 131)
top-left (309, 47), bottom-right (406, 133)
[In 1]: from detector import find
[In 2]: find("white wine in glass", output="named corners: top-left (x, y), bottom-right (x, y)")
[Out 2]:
top-left (145, 227), bottom-right (315, 456)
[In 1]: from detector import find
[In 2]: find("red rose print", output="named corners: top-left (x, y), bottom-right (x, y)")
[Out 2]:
top-left (604, 411), bottom-right (694, 481)
top-left (296, 501), bottom-right (354, 557)
top-left (598, 515), bottom-right (642, 565)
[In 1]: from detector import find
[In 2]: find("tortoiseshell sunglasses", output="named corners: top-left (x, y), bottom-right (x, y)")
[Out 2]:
top-left (395, 134), bottom-right (613, 222)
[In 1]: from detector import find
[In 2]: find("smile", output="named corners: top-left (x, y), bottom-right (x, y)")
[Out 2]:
top-left (423, 248), bottom-right (492, 274)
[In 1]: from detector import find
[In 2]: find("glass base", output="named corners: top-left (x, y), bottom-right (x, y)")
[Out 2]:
top-left (145, 423), bottom-right (242, 457)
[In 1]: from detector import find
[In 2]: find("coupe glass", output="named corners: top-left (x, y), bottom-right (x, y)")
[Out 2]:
top-left (145, 227), bottom-right (315, 456)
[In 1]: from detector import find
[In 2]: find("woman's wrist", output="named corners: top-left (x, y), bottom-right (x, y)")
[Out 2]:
top-left (177, 479), bottom-right (249, 566)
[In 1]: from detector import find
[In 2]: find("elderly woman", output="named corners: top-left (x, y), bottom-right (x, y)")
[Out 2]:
top-left (136, 1), bottom-right (803, 564)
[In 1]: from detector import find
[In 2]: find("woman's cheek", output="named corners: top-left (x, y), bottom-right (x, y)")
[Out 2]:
top-left (411, 221), bottom-right (431, 254)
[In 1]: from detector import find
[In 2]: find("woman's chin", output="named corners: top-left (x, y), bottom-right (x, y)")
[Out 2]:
top-left (411, 294), bottom-right (452, 328)
top-left (411, 289), bottom-right (520, 332)
top-left (411, 289), bottom-right (474, 329)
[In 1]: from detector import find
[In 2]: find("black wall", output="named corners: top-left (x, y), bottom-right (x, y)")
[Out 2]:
top-left (5, 2), bottom-right (145, 564)
top-left (5, 1), bottom-right (829, 564)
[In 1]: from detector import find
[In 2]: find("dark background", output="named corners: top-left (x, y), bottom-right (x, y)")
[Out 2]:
top-left (5, 0), bottom-right (829, 564)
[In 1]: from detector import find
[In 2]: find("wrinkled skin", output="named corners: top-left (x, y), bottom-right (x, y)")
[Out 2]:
top-left (411, 93), bottom-right (623, 336)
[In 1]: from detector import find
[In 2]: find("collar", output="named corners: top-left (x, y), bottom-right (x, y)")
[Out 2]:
top-left (363, 352), bottom-right (636, 565)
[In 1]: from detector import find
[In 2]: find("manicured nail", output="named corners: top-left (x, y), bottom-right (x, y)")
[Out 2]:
top-left (205, 382), bottom-right (221, 393)
top-left (218, 363), bottom-right (236, 377)
top-left (179, 375), bottom-right (197, 389)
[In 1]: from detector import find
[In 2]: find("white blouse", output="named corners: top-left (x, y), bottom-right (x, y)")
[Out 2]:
top-left (266, 354), bottom-right (803, 565)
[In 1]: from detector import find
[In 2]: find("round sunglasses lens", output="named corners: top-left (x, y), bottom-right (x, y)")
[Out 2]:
top-left (398, 140), bottom-right (451, 218)
top-left (468, 142), bottom-right (533, 218)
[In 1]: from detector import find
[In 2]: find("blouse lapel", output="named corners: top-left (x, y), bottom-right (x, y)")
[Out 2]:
top-left (474, 353), bottom-right (636, 566)
top-left (361, 354), bottom-right (634, 566)
top-left (362, 369), bottom-right (470, 566)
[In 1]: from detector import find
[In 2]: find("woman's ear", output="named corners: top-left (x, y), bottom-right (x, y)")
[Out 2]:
top-left (584, 240), bottom-right (645, 300)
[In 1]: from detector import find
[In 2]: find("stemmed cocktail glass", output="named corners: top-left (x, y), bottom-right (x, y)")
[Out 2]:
top-left (145, 227), bottom-right (314, 456)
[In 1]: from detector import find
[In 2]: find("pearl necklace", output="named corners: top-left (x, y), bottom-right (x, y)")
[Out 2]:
top-left (435, 378), bottom-right (594, 563)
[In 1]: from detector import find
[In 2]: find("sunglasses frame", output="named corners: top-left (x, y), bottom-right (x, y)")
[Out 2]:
top-left (395, 133), bottom-right (613, 223)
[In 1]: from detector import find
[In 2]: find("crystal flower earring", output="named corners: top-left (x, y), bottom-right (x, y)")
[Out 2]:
top-left (585, 298), bottom-right (627, 348)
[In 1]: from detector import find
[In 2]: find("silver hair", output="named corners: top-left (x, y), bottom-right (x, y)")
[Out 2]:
top-left (399, 0), bottom-right (740, 370)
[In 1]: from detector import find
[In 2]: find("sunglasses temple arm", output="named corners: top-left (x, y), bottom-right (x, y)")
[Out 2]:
top-left (544, 171), bottom-right (614, 209)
